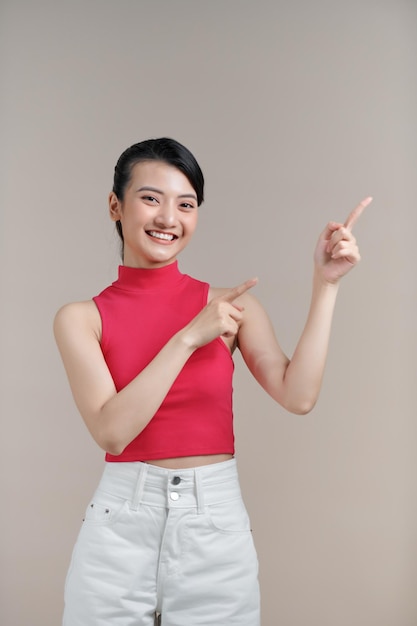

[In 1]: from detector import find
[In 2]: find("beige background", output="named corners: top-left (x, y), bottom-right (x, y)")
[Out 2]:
top-left (1, 1), bottom-right (416, 625)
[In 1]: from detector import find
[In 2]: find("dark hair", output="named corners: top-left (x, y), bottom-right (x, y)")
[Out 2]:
top-left (112, 137), bottom-right (204, 248)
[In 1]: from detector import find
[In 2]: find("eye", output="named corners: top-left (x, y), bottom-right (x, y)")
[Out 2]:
top-left (179, 202), bottom-right (195, 211)
top-left (142, 195), bottom-right (158, 204)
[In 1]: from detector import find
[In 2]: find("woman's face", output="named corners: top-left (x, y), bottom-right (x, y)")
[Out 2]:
top-left (109, 160), bottom-right (199, 268)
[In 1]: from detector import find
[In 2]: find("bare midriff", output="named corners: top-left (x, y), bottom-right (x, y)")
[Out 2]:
top-left (143, 453), bottom-right (233, 470)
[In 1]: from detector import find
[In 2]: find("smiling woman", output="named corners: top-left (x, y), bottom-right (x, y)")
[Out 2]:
top-left (110, 138), bottom-right (204, 263)
top-left (53, 137), bottom-right (370, 626)
top-left (108, 160), bottom-right (199, 268)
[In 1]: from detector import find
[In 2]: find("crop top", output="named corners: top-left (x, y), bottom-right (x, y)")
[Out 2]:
top-left (92, 261), bottom-right (235, 462)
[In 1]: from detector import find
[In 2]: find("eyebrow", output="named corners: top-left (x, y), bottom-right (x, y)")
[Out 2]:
top-left (137, 186), bottom-right (197, 201)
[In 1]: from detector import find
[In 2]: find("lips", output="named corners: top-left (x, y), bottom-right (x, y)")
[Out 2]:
top-left (146, 230), bottom-right (178, 242)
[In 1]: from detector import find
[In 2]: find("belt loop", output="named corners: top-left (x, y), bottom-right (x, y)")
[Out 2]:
top-left (131, 463), bottom-right (148, 511)
top-left (194, 469), bottom-right (205, 515)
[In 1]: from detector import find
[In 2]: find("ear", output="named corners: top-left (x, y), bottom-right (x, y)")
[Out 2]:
top-left (109, 192), bottom-right (122, 222)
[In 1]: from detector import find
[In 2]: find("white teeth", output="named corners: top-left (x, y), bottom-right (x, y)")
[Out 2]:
top-left (148, 231), bottom-right (175, 241)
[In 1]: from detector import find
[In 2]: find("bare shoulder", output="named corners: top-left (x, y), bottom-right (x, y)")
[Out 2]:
top-left (54, 300), bottom-right (101, 342)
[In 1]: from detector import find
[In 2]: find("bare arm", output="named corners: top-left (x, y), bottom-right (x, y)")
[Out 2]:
top-left (237, 276), bottom-right (338, 414)
top-left (53, 279), bottom-right (257, 455)
top-left (237, 197), bottom-right (372, 414)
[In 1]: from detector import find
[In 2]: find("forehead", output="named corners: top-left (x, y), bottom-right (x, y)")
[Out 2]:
top-left (128, 160), bottom-right (194, 193)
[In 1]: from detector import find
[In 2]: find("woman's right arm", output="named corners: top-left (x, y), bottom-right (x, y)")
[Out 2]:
top-left (54, 301), bottom-right (196, 455)
top-left (53, 280), bottom-right (255, 455)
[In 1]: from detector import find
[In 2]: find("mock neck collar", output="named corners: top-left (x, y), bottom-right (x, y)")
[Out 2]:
top-left (113, 261), bottom-right (186, 292)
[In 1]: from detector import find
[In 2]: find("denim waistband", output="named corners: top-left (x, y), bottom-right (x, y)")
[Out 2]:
top-left (96, 457), bottom-right (242, 513)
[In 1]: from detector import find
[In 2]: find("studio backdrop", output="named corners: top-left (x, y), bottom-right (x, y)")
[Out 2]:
top-left (1, 1), bottom-right (416, 625)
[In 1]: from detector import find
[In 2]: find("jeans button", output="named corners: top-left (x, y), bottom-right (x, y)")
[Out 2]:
top-left (171, 476), bottom-right (181, 485)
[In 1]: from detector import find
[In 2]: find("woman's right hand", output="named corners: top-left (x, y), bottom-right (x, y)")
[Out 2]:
top-left (182, 278), bottom-right (258, 350)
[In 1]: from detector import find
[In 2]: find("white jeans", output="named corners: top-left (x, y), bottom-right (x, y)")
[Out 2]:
top-left (63, 458), bottom-right (260, 625)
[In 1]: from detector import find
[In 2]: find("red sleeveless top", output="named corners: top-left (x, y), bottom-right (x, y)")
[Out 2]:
top-left (93, 261), bottom-right (235, 461)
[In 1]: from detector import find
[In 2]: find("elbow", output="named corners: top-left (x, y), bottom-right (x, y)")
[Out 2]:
top-left (96, 427), bottom-right (128, 457)
top-left (291, 402), bottom-right (316, 416)
top-left (93, 407), bottom-right (133, 456)
top-left (103, 441), bottom-right (126, 456)
top-left (92, 404), bottom-right (148, 456)
top-left (283, 397), bottom-right (317, 416)
top-left (271, 388), bottom-right (317, 415)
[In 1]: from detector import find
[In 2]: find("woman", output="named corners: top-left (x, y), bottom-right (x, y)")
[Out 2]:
top-left (54, 137), bottom-right (370, 626)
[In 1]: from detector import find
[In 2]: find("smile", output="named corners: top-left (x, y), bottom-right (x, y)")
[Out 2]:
top-left (146, 230), bottom-right (178, 242)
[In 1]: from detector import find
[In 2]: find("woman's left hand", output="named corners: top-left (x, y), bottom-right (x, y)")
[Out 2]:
top-left (314, 197), bottom-right (372, 284)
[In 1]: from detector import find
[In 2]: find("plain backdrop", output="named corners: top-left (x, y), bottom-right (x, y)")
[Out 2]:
top-left (1, 1), bottom-right (416, 625)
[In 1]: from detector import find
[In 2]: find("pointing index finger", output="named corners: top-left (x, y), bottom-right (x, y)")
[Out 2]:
top-left (221, 278), bottom-right (258, 303)
top-left (344, 196), bottom-right (372, 230)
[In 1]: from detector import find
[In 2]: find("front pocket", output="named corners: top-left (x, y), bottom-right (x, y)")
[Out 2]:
top-left (83, 490), bottom-right (127, 526)
top-left (206, 497), bottom-right (252, 534)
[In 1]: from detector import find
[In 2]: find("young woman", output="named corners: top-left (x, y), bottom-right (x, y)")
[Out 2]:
top-left (54, 138), bottom-right (370, 626)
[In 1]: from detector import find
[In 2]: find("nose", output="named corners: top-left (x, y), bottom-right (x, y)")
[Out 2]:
top-left (154, 200), bottom-right (176, 228)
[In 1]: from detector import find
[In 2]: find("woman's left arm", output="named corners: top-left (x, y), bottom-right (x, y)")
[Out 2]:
top-left (237, 197), bottom-right (372, 414)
